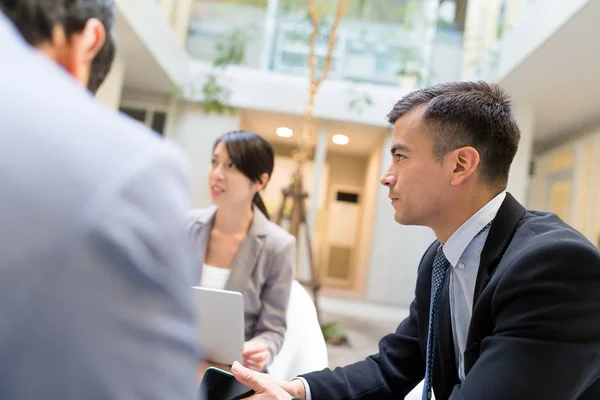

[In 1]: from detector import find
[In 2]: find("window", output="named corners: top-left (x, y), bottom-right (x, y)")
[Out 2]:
top-left (120, 107), bottom-right (146, 123)
top-left (151, 111), bottom-right (167, 135)
top-left (119, 106), bottom-right (167, 136)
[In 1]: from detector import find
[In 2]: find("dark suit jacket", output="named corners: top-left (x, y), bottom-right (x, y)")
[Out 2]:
top-left (302, 193), bottom-right (600, 399)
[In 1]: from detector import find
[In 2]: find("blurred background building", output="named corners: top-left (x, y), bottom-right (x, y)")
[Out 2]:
top-left (98, 0), bottom-right (600, 310)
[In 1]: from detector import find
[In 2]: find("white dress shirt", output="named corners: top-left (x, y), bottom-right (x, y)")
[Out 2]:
top-left (444, 191), bottom-right (505, 379)
top-left (200, 264), bottom-right (231, 290)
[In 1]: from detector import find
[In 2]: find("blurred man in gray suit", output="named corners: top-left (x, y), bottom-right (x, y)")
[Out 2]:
top-left (0, 1), bottom-right (199, 398)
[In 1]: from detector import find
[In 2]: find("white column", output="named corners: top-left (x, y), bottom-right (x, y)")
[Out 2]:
top-left (365, 136), bottom-right (436, 307)
top-left (172, 0), bottom-right (194, 45)
top-left (307, 121), bottom-right (328, 235)
top-left (507, 101), bottom-right (535, 204)
top-left (296, 122), bottom-right (328, 283)
top-left (163, 95), bottom-right (180, 139)
top-left (96, 51), bottom-right (125, 109)
top-left (158, 0), bottom-right (175, 23)
top-left (168, 104), bottom-right (242, 208)
top-left (259, 0), bottom-right (279, 70)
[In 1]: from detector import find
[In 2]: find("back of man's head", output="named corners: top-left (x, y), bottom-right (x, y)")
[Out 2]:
top-left (0, 0), bottom-right (116, 93)
top-left (387, 81), bottom-right (521, 190)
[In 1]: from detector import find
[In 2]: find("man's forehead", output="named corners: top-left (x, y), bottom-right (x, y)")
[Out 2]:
top-left (392, 106), bottom-right (427, 130)
top-left (391, 111), bottom-right (425, 138)
top-left (390, 107), bottom-right (431, 151)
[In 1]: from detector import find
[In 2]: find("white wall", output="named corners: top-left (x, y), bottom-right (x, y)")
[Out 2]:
top-left (96, 51), bottom-right (126, 109)
top-left (507, 102), bottom-right (535, 203)
top-left (530, 126), bottom-right (600, 245)
top-left (365, 136), bottom-right (436, 307)
top-left (186, 62), bottom-right (406, 128)
top-left (166, 104), bottom-right (241, 208)
top-left (160, 0), bottom-right (194, 45)
top-left (496, 0), bottom-right (590, 81)
top-left (467, 0), bottom-right (591, 82)
top-left (115, 0), bottom-right (191, 87)
top-left (354, 141), bottom-right (383, 295)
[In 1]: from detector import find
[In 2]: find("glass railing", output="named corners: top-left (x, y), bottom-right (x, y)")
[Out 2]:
top-left (268, 14), bottom-right (427, 86)
top-left (186, 0), bottom-right (450, 88)
top-left (187, 2), bottom-right (268, 68)
top-left (428, 24), bottom-right (464, 85)
top-left (461, 0), bottom-right (537, 81)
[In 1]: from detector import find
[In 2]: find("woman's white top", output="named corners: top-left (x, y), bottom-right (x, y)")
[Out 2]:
top-left (200, 264), bottom-right (231, 290)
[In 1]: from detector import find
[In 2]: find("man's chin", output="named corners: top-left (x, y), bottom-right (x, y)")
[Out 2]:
top-left (393, 213), bottom-right (405, 225)
top-left (394, 212), bottom-right (415, 226)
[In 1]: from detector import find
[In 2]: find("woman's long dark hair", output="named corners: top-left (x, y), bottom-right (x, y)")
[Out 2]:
top-left (213, 130), bottom-right (274, 219)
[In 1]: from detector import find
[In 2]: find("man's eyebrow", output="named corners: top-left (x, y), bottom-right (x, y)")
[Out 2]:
top-left (390, 143), bottom-right (411, 155)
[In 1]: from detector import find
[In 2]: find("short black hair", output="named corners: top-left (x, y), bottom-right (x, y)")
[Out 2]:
top-left (387, 81), bottom-right (520, 188)
top-left (0, 0), bottom-right (116, 93)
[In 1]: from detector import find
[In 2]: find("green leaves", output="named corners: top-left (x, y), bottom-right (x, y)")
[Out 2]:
top-left (213, 29), bottom-right (248, 67)
top-left (321, 320), bottom-right (348, 345)
top-left (200, 26), bottom-right (257, 114)
top-left (201, 74), bottom-right (236, 114)
top-left (347, 87), bottom-right (374, 115)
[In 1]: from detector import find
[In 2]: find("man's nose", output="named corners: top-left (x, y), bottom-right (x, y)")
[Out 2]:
top-left (380, 166), bottom-right (396, 187)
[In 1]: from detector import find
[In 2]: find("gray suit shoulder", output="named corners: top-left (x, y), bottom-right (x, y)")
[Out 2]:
top-left (264, 218), bottom-right (296, 250)
top-left (0, 65), bottom-right (189, 260)
top-left (187, 206), bottom-right (217, 221)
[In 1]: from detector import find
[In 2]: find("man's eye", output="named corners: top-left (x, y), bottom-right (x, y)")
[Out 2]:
top-left (395, 153), bottom-right (406, 161)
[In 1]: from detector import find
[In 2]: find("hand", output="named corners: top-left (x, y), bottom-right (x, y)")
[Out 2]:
top-left (231, 361), bottom-right (306, 399)
top-left (242, 340), bottom-right (270, 371)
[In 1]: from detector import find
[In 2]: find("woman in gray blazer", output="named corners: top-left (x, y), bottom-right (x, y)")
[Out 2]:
top-left (188, 130), bottom-right (295, 372)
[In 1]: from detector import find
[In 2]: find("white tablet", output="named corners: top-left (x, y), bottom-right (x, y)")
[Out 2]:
top-left (192, 287), bottom-right (245, 365)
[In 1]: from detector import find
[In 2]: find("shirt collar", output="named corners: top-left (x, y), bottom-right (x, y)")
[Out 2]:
top-left (443, 191), bottom-right (506, 267)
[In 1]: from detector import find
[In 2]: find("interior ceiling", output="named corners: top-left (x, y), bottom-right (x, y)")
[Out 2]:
top-left (500, 0), bottom-right (600, 152)
top-left (240, 109), bottom-right (387, 157)
top-left (115, 12), bottom-right (173, 93)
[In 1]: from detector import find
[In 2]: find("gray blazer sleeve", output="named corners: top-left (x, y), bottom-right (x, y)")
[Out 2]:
top-left (16, 156), bottom-right (200, 399)
top-left (251, 234), bottom-right (296, 359)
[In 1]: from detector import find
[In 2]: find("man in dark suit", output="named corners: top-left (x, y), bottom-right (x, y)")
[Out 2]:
top-left (231, 81), bottom-right (600, 399)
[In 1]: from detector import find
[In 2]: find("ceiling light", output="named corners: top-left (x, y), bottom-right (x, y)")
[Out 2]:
top-left (332, 134), bottom-right (349, 145)
top-left (276, 127), bottom-right (293, 138)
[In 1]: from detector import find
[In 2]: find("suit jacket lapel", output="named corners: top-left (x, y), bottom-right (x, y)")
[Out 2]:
top-left (190, 206), bottom-right (217, 283)
top-left (225, 207), bottom-right (267, 293)
top-left (473, 192), bottom-right (526, 305)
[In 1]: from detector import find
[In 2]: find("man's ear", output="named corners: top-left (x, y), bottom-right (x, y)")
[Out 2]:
top-left (449, 146), bottom-right (480, 186)
top-left (66, 18), bottom-right (106, 87)
top-left (77, 18), bottom-right (106, 63)
top-left (42, 19), bottom-right (106, 88)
